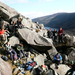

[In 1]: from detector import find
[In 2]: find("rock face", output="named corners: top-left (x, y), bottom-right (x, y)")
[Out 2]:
top-left (50, 64), bottom-right (70, 75)
top-left (63, 34), bottom-right (75, 46)
top-left (0, 58), bottom-right (12, 75)
top-left (0, 2), bottom-right (19, 21)
top-left (9, 36), bottom-right (20, 46)
top-left (66, 47), bottom-right (75, 62)
top-left (18, 28), bottom-right (53, 51)
top-left (47, 46), bottom-right (58, 61)
top-left (34, 54), bottom-right (46, 66)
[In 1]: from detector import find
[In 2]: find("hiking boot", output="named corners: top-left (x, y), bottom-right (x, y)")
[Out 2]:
top-left (55, 66), bottom-right (59, 69)
top-left (56, 66), bottom-right (59, 69)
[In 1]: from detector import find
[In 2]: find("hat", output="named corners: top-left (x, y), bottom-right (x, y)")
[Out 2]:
top-left (70, 61), bottom-right (74, 64)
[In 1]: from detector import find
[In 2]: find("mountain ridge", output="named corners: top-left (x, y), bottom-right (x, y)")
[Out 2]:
top-left (32, 12), bottom-right (75, 35)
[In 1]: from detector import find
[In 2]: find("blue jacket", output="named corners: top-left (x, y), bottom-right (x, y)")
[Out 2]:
top-left (54, 54), bottom-right (62, 61)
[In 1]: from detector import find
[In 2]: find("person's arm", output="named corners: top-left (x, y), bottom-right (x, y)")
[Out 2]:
top-left (54, 55), bottom-right (57, 60)
top-left (59, 55), bottom-right (62, 60)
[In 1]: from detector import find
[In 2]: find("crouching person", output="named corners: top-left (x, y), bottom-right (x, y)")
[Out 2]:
top-left (5, 41), bottom-right (17, 61)
top-left (16, 43), bottom-right (25, 59)
top-left (54, 53), bottom-right (62, 69)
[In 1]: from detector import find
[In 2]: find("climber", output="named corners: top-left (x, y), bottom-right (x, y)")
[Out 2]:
top-left (16, 43), bottom-right (25, 59)
top-left (54, 53), bottom-right (62, 69)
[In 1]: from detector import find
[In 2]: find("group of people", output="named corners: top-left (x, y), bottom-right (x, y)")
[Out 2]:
top-left (5, 41), bottom-right (26, 61)
top-left (47, 27), bottom-right (64, 43)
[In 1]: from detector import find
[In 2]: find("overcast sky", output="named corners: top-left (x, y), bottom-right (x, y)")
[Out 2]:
top-left (0, 0), bottom-right (75, 19)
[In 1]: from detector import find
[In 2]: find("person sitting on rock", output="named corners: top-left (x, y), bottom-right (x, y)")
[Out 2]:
top-left (54, 53), bottom-right (62, 69)
top-left (65, 61), bottom-right (75, 75)
top-left (5, 41), bottom-right (17, 61)
top-left (16, 43), bottom-right (25, 59)
top-left (0, 27), bottom-right (9, 40)
top-left (17, 18), bottom-right (24, 28)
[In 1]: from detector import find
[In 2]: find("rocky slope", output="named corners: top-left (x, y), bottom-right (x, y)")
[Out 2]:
top-left (1, 1), bottom-right (75, 75)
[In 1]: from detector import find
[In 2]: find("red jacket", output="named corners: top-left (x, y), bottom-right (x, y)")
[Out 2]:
top-left (58, 29), bottom-right (63, 35)
top-left (0, 30), bottom-right (5, 35)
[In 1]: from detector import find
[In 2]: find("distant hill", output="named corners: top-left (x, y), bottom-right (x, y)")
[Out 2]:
top-left (32, 13), bottom-right (75, 35)
top-left (32, 13), bottom-right (75, 30)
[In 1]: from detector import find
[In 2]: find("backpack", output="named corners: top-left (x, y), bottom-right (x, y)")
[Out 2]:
top-left (14, 54), bottom-right (17, 60)
top-left (1, 55), bottom-right (8, 61)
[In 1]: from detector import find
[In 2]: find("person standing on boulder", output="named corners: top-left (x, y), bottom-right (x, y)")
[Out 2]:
top-left (47, 28), bottom-right (53, 39)
top-left (54, 53), bottom-right (62, 69)
top-left (53, 29), bottom-right (58, 42)
top-left (58, 27), bottom-right (63, 43)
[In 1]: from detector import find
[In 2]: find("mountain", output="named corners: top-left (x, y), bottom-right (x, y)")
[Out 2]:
top-left (32, 13), bottom-right (75, 30)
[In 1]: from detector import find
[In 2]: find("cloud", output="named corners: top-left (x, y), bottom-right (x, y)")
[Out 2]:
top-left (20, 9), bottom-right (74, 19)
top-left (0, 0), bottom-right (28, 4)
top-left (39, 0), bottom-right (54, 2)
top-left (20, 11), bottom-right (50, 19)
top-left (52, 9), bottom-right (72, 14)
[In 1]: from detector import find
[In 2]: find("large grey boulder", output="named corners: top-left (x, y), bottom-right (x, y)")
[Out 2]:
top-left (0, 2), bottom-right (19, 21)
top-left (18, 28), bottom-right (53, 51)
top-left (0, 58), bottom-right (12, 75)
top-left (47, 46), bottom-right (58, 61)
top-left (34, 54), bottom-right (46, 66)
top-left (63, 34), bottom-right (75, 46)
top-left (21, 17), bottom-right (33, 28)
top-left (50, 64), bottom-right (70, 75)
top-left (9, 36), bottom-right (20, 46)
top-left (66, 47), bottom-right (75, 62)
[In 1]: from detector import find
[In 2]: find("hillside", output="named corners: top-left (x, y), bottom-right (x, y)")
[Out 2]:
top-left (32, 13), bottom-right (75, 35)
top-left (32, 13), bottom-right (75, 30)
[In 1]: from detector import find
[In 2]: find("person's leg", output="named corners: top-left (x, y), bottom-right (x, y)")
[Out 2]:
top-left (55, 60), bottom-right (60, 69)
top-left (12, 50), bottom-right (17, 55)
top-left (19, 51), bottom-right (22, 58)
top-left (65, 69), bottom-right (72, 75)
top-left (54, 60), bottom-right (58, 68)
top-left (7, 51), bottom-right (13, 60)
top-left (58, 35), bottom-right (61, 43)
top-left (21, 50), bottom-right (25, 56)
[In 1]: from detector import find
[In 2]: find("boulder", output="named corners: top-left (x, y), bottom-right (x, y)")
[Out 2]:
top-left (0, 2), bottom-right (19, 19)
top-left (66, 47), bottom-right (75, 62)
top-left (0, 58), bottom-right (12, 75)
top-left (9, 36), bottom-right (20, 46)
top-left (38, 29), bottom-right (48, 37)
top-left (61, 54), bottom-right (68, 64)
top-left (34, 54), bottom-right (46, 66)
top-left (18, 28), bottom-right (53, 51)
top-left (39, 24), bottom-right (44, 29)
top-left (21, 18), bottom-right (32, 28)
top-left (63, 34), bottom-right (75, 46)
top-left (0, 6), bottom-right (10, 20)
top-left (47, 46), bottom-right (58, 61)
top-left (44, 69), bottom-right (58, 75)
top-left (50, 64), bottom-right (70, 75)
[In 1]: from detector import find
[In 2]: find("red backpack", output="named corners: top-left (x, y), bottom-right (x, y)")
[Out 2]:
top-left (14, 54), bottom-right (17, 60)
